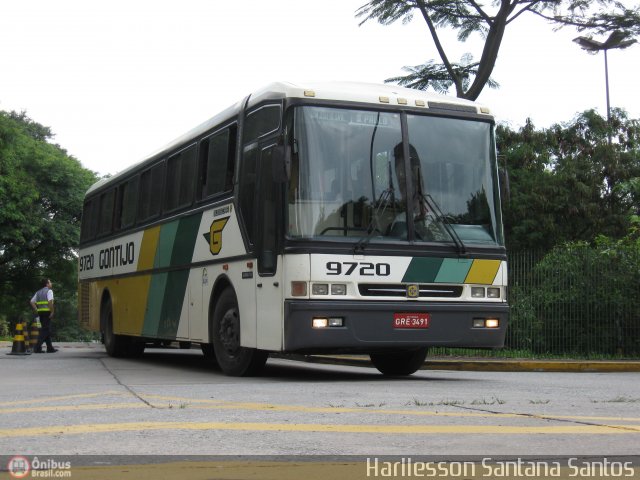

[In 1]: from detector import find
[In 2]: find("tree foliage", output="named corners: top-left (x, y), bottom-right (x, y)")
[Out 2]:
top-left (357, 0), bottom-right (640, 99)
top-left (0, 111), bottom-right (97, 331)
top-left (497, 108), bottom-right (640, 252)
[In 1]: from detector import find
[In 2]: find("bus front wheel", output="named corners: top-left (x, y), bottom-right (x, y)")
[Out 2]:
top-left (369, 348), bottom-right (428, 376)
top-left (212, 288), bottom-right (268, 376)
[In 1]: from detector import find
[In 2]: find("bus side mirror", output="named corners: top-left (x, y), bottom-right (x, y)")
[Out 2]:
top-left (272, 145), bottom-right (291, 182)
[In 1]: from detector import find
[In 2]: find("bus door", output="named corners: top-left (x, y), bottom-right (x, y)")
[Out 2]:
top-left (255, 144), bottom-right (284, 350)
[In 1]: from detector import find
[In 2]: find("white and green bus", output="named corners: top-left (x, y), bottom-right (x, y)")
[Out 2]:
top-left (78, 81), bottom-right (508, 376)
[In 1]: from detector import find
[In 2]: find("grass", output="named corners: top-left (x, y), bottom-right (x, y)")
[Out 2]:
top-left (407, 398), bottom-right (465, 407)
top-left (591, 396), bottom-right (640, 404)
top-left (470, 397), bottom-right (506, 405)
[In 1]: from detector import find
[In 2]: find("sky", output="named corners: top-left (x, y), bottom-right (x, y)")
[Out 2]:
top-left (1, 0), bottom-right (639, 177)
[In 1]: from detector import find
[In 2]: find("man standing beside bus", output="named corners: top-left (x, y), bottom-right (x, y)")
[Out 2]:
top-left (30, 278), bottom-right (57, 353)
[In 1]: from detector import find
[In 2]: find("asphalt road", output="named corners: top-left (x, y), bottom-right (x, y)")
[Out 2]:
top-left (1, 343), bottom-right (639, 478)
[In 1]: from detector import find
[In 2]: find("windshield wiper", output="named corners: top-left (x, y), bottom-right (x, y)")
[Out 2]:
top-left (419, 193), bottom-right (467, 255)
top-left (353, 188), bottom-right (394, 255)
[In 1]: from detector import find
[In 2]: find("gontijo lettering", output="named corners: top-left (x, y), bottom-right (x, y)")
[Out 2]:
top-left (99, 242), bottom-right (135, 269)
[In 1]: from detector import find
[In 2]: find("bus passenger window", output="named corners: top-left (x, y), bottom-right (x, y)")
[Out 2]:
top-left (165, 145), bottom-right (196, 212)
top-left (80, 199), bottom-right (99, 242)
top-left (199, 126), bottom-right (236, 199)
top-left (98, 189), bottom-right (115, 237)
top-left (117, 177), bottom-right (138, 230)
top-left (139, 162), bottom-right (164, 221)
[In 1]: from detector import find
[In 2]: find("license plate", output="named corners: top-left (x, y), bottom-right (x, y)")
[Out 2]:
top-left (393, 313), bottom-right (430, 329)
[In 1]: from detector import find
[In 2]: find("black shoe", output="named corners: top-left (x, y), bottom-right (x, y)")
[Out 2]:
top-left (46, 348), bottom-right (58, 353)
top-left (34, 349), bottom-right (44, 353)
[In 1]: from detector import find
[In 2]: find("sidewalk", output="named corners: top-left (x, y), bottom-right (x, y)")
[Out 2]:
top-left (3, 341), bottom-right (640, 372)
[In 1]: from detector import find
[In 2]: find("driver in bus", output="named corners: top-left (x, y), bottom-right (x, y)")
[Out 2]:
top-left (391, 143), bottom-right (445, 241)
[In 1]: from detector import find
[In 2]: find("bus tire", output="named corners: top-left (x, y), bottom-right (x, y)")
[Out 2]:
top-left (201, 343), bottom-right (219, 369)
top-left (370, 348), bottom-right (428, 376)
top-left (102, 298), bottom-right (129, 358)
top-left (212, 288), bottom-right (268, 376)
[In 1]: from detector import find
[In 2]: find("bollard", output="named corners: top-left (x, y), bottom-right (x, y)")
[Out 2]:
top-left (29, 318), bottom-right (40, 352)
top-left (7, 322), bottom-right (32, 356)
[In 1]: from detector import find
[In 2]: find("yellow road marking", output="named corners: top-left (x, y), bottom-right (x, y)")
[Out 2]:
top-left (3, 392), bottom-right (638, 425)
top-left (0, 391), bottom-right (124, 407)
top-left (0, 421), bottom-right (639, 438)
top-left (142, 394), bottom-right (640, 423)
top-left (0, 403), bottom-right (146, 414)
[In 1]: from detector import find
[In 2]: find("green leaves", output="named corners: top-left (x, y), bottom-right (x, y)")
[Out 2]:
top-left (0, 110), bottom-right (97, 327)
top-left (497, 109), bottom-right (640, 252)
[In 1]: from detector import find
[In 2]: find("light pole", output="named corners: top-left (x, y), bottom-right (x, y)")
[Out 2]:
top-left (573, 31), bottom-right (636, 126)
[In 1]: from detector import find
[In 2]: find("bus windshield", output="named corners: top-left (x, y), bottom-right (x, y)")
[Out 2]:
top-left (287, 106), bottom-right (504, 247)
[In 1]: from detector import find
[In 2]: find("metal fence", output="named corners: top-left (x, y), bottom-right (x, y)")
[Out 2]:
top-left (434, 246), bottom-right (640, 358)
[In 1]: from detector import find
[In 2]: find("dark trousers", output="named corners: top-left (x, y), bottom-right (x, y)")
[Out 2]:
top-left (35, 313), bottom-right (54, 352)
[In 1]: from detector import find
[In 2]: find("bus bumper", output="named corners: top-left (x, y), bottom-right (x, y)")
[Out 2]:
top-left (283, 300), bottom-right (508, 353)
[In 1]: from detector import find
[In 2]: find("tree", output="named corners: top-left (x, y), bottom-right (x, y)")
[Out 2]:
top-left (0, 111), bottom-right (97, 331)
top-left (357, 0), bottom-right (640, 100)
top-left (497, 109), bottom-right (640, 251)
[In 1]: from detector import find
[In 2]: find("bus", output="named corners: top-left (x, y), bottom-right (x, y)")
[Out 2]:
top-left (78, 81), bottom-right (508, 376)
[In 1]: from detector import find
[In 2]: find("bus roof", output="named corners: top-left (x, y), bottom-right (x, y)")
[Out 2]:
top-left (86, 81), bottom-right (491, 197)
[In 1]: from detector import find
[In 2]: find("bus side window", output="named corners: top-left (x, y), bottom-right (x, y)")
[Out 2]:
top-left (199, 125), bottom-right (237, 199)
top-left (98, 189), bottom-right (115, 237)
top-left (165, 144), bottom-right (196, 212)
top-left (139, 162), bottom-right (164, 222)
top-left (115, 176), bottom-right (139, 230)
top-left (80, 199), bottom-right (99, 242)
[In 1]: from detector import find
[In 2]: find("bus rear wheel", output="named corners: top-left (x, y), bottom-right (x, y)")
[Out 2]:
top-left (369, 348), bottom-right (428, 376)
top-left (102, 298), bottom-right (145, 358)
top-left (212, 288), bottom-right (268, 376)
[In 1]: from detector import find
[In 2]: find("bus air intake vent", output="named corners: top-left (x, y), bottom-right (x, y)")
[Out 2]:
top-left (427, 102), bottom-right (477, 114)
top-left (358, 284), bottom-right (463, 298)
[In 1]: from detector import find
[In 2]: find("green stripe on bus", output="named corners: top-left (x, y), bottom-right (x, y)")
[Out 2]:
top-left (434, 258), bottom-right (473, 283)
top-left (171, 214), bottom-right (202, 266)
top-left (401, 257), bottom-right (443, 283)
top-left (155, 221), bottom-right (179, 269)
top-left (143, 272), bottom-right (168, 337)
top-left (158, 270), bottom-right (190, 338)
top-left (143, 213), bottom-right (203, 338)
top-left (402, 257), bottom-right (484, 284)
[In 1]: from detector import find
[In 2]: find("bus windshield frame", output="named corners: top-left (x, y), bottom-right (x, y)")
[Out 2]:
top-left (286, 105), bottom-right (504, 248)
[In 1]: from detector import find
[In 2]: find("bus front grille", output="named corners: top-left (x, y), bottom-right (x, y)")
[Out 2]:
top-left (358, 284), bottom-right (463, 298)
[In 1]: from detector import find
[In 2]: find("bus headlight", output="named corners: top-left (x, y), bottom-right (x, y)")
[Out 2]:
top-left (471, 287), bottom-right (485, 298)
top-left (312, 283), bottom-right (329, 295)
top-left (487, 287), bottom-right (501, 299)
top-left (331, 284), bottom-right (347, 295)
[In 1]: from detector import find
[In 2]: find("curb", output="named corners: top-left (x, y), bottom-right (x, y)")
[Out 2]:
top-left (282, 354), bottom-right (640, 373)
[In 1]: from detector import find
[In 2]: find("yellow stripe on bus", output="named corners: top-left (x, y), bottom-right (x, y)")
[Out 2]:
top-left (138, 226), bottom-right (161, 272)
top-left (465, 259), bottom-right (501, 285)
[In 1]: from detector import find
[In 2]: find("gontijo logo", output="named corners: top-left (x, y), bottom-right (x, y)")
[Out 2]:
top-left (7, 456), bottom-right (30, 479)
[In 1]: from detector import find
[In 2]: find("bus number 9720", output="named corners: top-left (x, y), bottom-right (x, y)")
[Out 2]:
top-left (326, 262), bottom-right (391, 277)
